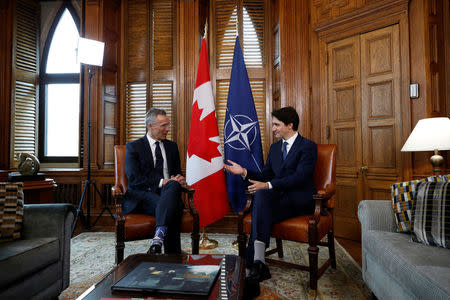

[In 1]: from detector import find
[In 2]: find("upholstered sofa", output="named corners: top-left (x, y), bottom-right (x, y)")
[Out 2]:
top-left (0, 203), bottom-right (75, 299)
top-left (358, 200), bottom-right (450, 300)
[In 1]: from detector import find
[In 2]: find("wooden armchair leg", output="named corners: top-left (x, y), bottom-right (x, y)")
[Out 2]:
top-left (237, 232), bottom-right (247, 257)
top-left (115, 214), bottom-right (125, 264)
top-left (308, 221), bottom-right (319, 292)
top-left (327, 231), bottom-right (336, 269)
top-left (191, 231), bottom-right (200, 254)
top-left (275, 238), bottom-right (284, 258)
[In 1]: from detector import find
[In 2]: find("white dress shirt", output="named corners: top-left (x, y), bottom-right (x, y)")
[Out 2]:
top-left (146, 133), bottom-right (169, 187)
top-left (267, 132), bottom-right (298, 189)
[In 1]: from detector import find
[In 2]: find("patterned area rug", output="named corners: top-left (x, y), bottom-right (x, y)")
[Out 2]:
top-left (59, 232), bottom-right (370, 299)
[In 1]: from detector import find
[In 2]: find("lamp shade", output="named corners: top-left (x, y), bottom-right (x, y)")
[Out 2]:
top-left (77, 37), bottom-right (104, 66)
top-left (401, 117), bottom-right (450, 152)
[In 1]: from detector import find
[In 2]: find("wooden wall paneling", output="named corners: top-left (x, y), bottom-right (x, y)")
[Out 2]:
top-left (445, 0), bottom-right (450, 119)
top-left (264, 0), bottom-right (274, 151)
top-left (398, 9), bottom-right (412, 179)
top-left (270, 0), bottom-right (280, 115)
top-left (279, 0), bottom-right (310, 137)
top-left (84, 0), bottom-right (102, 172)
top-left (309, 4), bottom-right (323, 143)
top-left (0, 0), bottom-right (13, 169)
top-left (118, 0), bottom-right (126, 145)
top-left (101, 0), bottom-right (120, 169)
top-left (426, 0), bottom-right (445, 117)
top-left (311, 0), bottom-right (365, 26)
top-left (177, 0), bottom-right (202, 171)
top-left (409, 0), bottom-right (433, 177)
top-left (445, 0), bottom-right (450, 172)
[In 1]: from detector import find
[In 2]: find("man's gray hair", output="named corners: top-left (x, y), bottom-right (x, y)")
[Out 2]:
top-left (145, 107), bottom-right (166, 127)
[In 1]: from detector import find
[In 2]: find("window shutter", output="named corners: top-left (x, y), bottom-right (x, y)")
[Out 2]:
top-left (243, 0), bottom-right (265, 68)
top-left (10, 0), bottom-right (39, 167)
top-left (150, 0), bottom-right (176, 141)
top-left (152, 0), bottom-right (174, 70)
top-left (151, 81), bottom-right (173, 140)
top-left (125, 83), bottom-right (147, 143)
top-left (213, 0), bottom-right (267, 157)
top-left (125, 0), bottom-right (148, 142)
top-left (215, 0), bottom-right (238, 69)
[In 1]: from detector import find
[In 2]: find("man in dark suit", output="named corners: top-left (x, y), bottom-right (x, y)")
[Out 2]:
top-left (124, 107), bottom-right (186, 254)
top-left (225, 106), bottom-right (317, 286)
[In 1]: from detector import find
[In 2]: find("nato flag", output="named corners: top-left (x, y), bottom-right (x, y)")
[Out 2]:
top-left (224, 36), bottom-right (263, 213)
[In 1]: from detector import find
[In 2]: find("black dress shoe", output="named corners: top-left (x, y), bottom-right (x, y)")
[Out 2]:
top-left (147, 244), bottom-right (162, 254)
top-left (246, 260), bottom-right (271, 283)
top-left (243, 278), bottom-right (260, 299)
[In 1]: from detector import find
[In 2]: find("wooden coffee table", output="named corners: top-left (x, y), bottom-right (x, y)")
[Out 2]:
top-left (77, 253), bottom-right (245, 299)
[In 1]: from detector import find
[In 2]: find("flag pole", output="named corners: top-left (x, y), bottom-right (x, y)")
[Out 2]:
top-left (197, 18), bottom-right (219, 250)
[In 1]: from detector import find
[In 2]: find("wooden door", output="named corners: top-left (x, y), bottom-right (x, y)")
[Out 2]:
top-left (328, 25), bottom-right (402, 240)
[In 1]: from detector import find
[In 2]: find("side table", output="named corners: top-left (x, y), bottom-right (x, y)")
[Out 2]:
top-left (22, 178), bottom-right (57, 203)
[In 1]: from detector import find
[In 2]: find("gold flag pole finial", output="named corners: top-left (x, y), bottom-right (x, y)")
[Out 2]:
top-left (199, 227), bottom-right (218, 250)
top-left (204, 20), bottom-right (208, 39)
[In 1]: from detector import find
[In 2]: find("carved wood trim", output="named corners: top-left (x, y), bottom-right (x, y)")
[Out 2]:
top-left (314, 0), bottom-right (409, 41)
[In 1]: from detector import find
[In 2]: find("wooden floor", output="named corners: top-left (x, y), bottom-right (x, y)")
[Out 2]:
top-left (336, 237), bottom-right (362, 266)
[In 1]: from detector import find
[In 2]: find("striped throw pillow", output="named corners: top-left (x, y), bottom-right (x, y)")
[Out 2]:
top-left (412, 181), bottom-right (450, 249)
top-left (0, 182), bottom-right (24, 242)
top-left (391, 176), bottom-right (446, 233)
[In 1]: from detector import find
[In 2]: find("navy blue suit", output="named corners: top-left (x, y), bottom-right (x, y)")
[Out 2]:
top-left (124, 136), bottom-right (184, 253)
top-left (245, 134), bottom-right (317, 266)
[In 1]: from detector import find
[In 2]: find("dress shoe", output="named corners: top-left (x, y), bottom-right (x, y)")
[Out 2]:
top-left (243, 278), bottom-right (260, 299)
top-left (147, 243), bottom-right (162, 254)
top-left (246, 260), bottom-right (271, 283)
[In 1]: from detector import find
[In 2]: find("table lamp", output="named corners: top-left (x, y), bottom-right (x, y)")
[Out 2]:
top-left (401, 117), bottom-right (450, 174)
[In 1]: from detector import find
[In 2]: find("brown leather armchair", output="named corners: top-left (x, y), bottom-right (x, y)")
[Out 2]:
top-left (237, 144), bottom-right (337, 294)
top-left (112, 145), bottom-right (200, 264)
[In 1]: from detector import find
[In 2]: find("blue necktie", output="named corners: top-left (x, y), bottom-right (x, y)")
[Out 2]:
top-left (154, 141), bottom-right (164, 177)
top-left (282, 141), bottom-right (288, 161)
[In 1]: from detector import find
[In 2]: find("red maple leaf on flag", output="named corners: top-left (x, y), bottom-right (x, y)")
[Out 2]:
top-left (187, 101), bottom-right (222, 162)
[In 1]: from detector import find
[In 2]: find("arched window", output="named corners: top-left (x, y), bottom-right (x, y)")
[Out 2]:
top-left (39, 5), bottom-right (80, 162)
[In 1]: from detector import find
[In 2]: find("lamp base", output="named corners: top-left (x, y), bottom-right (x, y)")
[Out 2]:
top-left (430, 149), bottom-right (444, 175)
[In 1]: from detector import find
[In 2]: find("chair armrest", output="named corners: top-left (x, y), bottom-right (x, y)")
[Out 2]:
top-left (22, 203), bottom-right (75, 289)
top-left (112, 184), bottom-right (124, 219)
top-left (112, 184), bottom-right (124, 198)
top-left (312, 188), bottom-right (335, 222)
top-left (314, 188), bottom-right (334, 203)
top-left (357, 200), bottom-right (396, 233)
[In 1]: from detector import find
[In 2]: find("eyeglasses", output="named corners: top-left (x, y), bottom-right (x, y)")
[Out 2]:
top-left (158, 123), bottom-right (171, 129)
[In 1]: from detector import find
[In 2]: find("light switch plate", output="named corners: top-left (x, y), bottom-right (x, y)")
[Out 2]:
top-left (410, 83), bottom-right (419, 99)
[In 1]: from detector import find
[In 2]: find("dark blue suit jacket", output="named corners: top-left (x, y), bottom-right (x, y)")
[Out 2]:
top-left (123, 136), bottom-right (182, 214)
top-left (247, 134), bottom-right (317, 210)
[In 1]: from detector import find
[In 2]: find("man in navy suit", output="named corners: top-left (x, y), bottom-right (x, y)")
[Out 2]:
top-left (124, 107), bottom-right (186, 254)
top-left (225, 106), bottom-right (317, 285)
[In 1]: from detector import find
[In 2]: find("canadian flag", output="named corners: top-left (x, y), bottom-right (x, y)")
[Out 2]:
top-left (186, 37), bottom-right (229, 228)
